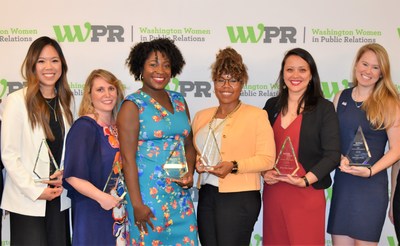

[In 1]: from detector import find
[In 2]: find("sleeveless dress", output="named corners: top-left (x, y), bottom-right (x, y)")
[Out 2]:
top-left (63, 116), bottom-right (128, 245)
top-left (327, 88), bottom-right (388, 242)
top-left (125, 89), bottom-right (198, 246)
top-left (263, 114), bottom-right (325, 245)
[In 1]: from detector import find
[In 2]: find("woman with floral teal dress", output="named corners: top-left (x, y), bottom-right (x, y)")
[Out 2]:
top-left (117, 38), bottom-right (198, 245)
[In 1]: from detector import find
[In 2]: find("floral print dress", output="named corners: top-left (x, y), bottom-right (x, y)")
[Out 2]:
top-left (125, 89), bottom-right (198, 246)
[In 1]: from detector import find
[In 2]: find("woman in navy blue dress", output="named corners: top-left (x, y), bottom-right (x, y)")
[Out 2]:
top-left (63, 69), bottom-right (127, 245)
top-left (328, 43), bottom-right (400, 245)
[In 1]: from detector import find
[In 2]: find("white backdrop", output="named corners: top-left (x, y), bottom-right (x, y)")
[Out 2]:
top-left (1, 0), bottom-right (400, 245)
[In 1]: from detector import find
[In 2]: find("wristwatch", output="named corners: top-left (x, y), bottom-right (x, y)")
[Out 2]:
top-left (231, 160), bottom-right (238, 174)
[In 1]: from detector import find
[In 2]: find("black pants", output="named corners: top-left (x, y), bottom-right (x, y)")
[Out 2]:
top-left (10, 197), bottom-right (71, 246)
top-left (197, 184), bottom-right (261, 246)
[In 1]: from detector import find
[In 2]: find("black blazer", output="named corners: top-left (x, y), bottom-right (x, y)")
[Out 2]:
top-left (263, 96), bottom-right (341, 189)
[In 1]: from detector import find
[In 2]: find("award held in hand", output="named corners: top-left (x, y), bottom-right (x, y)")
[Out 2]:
top-left (199, 128), bottom-right (222, 171)
top-left (346, 126), bottom-right (371, 167)
top-left (33, 139), bottom-right (59, 182)
top-left (103, 153), bottom-right (126, 199)
top-left (163, 139), bottom-right (188, 179)
top-left (274, 136), bottom-right (300, 176)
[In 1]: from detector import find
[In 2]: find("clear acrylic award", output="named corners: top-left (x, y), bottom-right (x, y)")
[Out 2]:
top-left (346, 126), bottom-right (371, 167)
top-left (163, 139), bottom-right (188, 179)
top-left (199, 128), bottom-right (222, 171)
top-left (103, 156), bottom-right (126, 199)
top-left (33, 139), bottom-right (59, 182)
top-left (274, 136), bottom-right (300, 176)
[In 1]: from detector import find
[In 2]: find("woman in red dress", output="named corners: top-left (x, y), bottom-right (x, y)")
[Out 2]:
top-left (262, 48), bottom-right (341, 245)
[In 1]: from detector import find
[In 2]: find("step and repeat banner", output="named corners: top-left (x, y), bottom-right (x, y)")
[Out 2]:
top-left (1, 0), bottom-right (400, 245)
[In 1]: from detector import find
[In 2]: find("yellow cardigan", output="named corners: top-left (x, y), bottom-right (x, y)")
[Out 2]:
top-left (192, 103), bottom-right (275, 193)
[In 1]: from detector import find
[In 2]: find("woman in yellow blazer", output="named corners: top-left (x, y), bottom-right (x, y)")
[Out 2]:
top-left (192, 47), bottom-right (275, 246)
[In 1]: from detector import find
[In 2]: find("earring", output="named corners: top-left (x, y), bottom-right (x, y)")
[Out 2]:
top-left (139, 74), bottom-right (143, 81)
top-left (283, 84), bottom-right (287, 89)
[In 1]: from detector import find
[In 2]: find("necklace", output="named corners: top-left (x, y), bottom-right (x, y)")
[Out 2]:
top-left (355, 101), bottom-right (363, 108)
top-left (353, 87), bottom-right (367, 109)
top-left (208, 101), bottom-right (242, 131)
top-left (45, 98), bottom-right (58, 122)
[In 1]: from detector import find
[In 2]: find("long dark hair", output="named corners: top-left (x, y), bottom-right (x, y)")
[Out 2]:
top-left (276, 48), bottom-right (323, 115)
top-left (22, 36), bottom-right (74, 140)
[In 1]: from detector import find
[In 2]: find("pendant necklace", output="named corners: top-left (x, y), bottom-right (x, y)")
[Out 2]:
top-left (209, 101), bottom-right (242, 131)
top-left (353, 88), bottom-right (364, 109)
top-left (355, 101), bottom-right (363, 108)
top-left (45, 98), bottom-right (58, 122)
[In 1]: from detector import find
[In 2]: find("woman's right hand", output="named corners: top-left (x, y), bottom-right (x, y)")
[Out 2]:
top-left (97, 192), bottom-right (121, 210)
top-left (133, 203), bottom-right (155, 233)
top-left (263, 170), bottom-right (279, 185)
top-left (38, 186), bottom-right (63, 201)
top-left (339, 156), bottom-right (371, 178)
top-left (195, 158), bottom-right (207, 174)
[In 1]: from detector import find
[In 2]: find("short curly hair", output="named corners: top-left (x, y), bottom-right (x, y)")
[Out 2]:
top-left (211, 47), bottom-right (248, 85)
top-left (126, 38), bottom-right (185, 80)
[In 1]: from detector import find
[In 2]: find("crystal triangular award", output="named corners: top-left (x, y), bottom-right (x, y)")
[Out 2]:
top-left (103, 153), bottom-right (126, 199)
top-left (346, 126), bottom-right (371, 167)
top-left (274, 136), bottom-right (300, 176)
top-left (163, 139), bottom-right (189, 179)
top-left (33, 139), bottom-right (59, 182)
top-left (200, 128), bottom-right (222, 171)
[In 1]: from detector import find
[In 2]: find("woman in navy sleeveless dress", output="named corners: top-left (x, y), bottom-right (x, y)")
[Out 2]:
top-left (328, 44), bottom-right (400, 245)
top-left (63, 69), bottom-right (128, 245)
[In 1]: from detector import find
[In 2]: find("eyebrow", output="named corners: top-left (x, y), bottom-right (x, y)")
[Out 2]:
top-left (38, 56), bottom-right (60, 59)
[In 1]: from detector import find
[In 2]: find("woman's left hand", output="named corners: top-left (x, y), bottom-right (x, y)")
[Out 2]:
top-left (43, 170), bottom-right (63, 187)
top-left (207, 161), bottom-right (233, 179)
top-left (172, 172), bottom-right (194, 189)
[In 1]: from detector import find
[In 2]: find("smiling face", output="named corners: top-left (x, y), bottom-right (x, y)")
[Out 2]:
top-left (141, 51), bottom-right (172, 93)
top-left (354, 50), bottom-right (381, 88)
top-left (214, 73), bottom-right (243, 106)
top-left (35, 44), bottom-right (62, 97)
top-left (283, 55), bottom-right (312, 96)
top-left (90, 77), bottom-right (118, 116)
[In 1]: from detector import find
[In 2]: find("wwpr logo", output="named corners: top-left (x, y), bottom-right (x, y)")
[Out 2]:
top-left (53, 22), bottom-right (124, 42)
top-left (226, 23), bottom-right (297, 44)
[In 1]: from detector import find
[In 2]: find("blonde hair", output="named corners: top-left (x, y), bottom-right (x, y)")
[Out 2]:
top-left (352, 43), bottom-right (399, 129)
top-left (22, 36), bottom-right (74, 141)
top-left (211, 47), bottom-right (248, 85)
top-left (79, 69), bottom-right (125, 120)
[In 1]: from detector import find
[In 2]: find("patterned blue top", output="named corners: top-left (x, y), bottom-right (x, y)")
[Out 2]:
top-left (124, 89), bottom-right (198, 246)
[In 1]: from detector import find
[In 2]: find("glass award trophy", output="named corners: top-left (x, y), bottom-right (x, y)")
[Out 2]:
top-left (163, 139), bottom-right (188, 179)
top-left (346, 126), bottom-right (371, 167)
top-left (103, 156), bottom-right (126, 199)
top-left (199, 128), bottom-right (222, 171)
top-left (33, 139), bottom-right (59, 182)
top-left (274, 136), bottom-right (300, 176)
